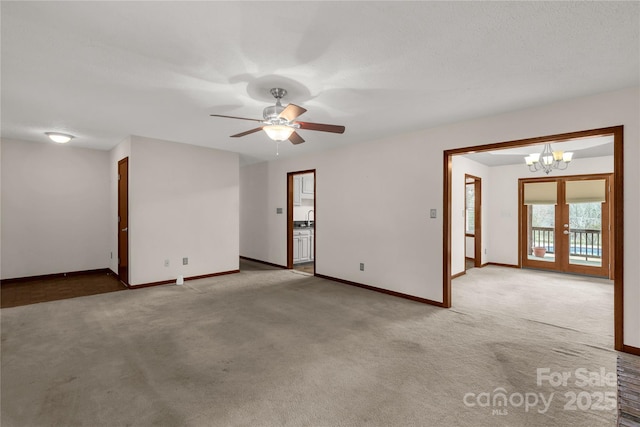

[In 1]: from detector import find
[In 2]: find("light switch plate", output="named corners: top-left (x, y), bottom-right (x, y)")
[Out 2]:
top-left (276, 208), bottom-right (283, 214)
top-left (430, 209), bottom-right (437, 218)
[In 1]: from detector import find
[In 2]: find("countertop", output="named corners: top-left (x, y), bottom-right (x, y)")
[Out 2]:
top-left (293, 221), bottom-right (314, 229)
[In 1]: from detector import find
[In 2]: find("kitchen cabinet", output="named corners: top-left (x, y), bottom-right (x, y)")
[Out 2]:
top-left (302, 175), bottom-right (314, 194)
top-left (293, 228), bottom-right (314, 264)
top-left (294, 175), bottom-right (314, 206)
top-left (293, 234), bottom-right (301, 262)
top-left (294, 176), bottom-right (302, 206)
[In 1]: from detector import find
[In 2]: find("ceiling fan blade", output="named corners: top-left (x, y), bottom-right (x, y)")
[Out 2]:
top-left (288, 131), bottom-right (305, 145)
top-left (279, 104), bottom-right (307, 122)
top-left (210, 114), bottom-right (263, 123)
top-left (297, 121), bottom-right (345, 134)
top-left (230, 127), bottom-right (264, 138)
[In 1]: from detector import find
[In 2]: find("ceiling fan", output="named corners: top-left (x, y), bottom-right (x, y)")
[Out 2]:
top-left (210, 88), bottom-right (345, 145)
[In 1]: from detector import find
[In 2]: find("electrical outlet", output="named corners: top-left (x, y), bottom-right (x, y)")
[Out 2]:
top-left (430, 209), bottom-right (437, 219)
top-left (164, 259), bottom-right (170, 267)
top-left (276, 207), bottom-right (283, 214)
top-left (360, 263), bottom-right (364, 271)
top-left (183, 257), bottom-right (188, 265)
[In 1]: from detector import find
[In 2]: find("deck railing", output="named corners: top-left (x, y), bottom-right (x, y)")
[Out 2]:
top-left (531, 226), bottom-right (602, 259)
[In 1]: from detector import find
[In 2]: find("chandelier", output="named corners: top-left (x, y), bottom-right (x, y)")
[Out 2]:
top-left (524, 143), bottom-right (573, 175)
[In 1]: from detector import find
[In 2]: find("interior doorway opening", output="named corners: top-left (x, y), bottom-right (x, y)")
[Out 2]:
top-left (287, 170), bottom-right (316, 275)
top-left (443, 126), bottom-right (624, 351)
top-left (464, 174), bottom-right (482, 271)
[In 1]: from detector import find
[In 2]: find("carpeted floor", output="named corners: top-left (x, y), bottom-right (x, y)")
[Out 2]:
top-left (0, 261), bottom-right (616, 426)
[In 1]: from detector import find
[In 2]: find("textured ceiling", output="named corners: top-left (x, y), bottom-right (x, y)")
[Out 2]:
top-left (1, 1), bottom-right (638, 164)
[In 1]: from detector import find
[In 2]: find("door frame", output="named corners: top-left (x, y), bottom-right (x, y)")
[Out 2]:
top-left (519, 173), bottom-right (612, 278)
top-left (287, 169), bottom-right (316, 270)
top-left (465, 174), bottom-right (482, 268)
top-left (443, 125), bottom-right (625, 351)
top-left (117, 157), bottom-right (129, 285)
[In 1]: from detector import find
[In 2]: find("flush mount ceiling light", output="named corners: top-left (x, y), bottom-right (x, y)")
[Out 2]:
top-left (524, 143), bottom-right (573, 175)
top-left (45, 132), bottom-right (74, 144)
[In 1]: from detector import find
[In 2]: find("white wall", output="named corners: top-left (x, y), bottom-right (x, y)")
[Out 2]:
top-left (239, 86), bottom-right (640, 347)
top-left (1, 139), bottom-right (3, 279)
top-left (1, 138), bottom-right (110, 279)
top-left (451, 156), bottom-right (490, 275)
top-left (486, 156), bottom-right (614, 266)
top-left (465, 237), bottom-right (475, 259)
top-left (239, 161), bottom-right (272, 262)
top-left (125, 136), bottom-right (239, 286)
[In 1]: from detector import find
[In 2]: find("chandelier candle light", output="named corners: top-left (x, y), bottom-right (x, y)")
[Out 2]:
top-left (525, 143), bottom-right (573, 175)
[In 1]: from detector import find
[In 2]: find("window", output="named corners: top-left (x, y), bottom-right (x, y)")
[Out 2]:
top-left (465, 182), bottom-right (475, 235)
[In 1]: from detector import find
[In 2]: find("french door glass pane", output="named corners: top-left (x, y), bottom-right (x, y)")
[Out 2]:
top-left (568, 202), bottom-right (602, 267)
top-left (528, 204), bottom-right (555, 263)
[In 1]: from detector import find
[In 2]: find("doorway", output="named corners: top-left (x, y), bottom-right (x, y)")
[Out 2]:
top-left (520, 174), bottom-right (612, 278)
top-left (465, 175), bottom-right (482, 270)
top-left (287, 170), bottom-right (316, 274)
top-left (443, 126), bottom-right (624, 351)
top-left (117, 157), bottom-right (129, 285)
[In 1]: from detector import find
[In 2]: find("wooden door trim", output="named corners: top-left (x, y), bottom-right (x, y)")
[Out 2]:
top-left (117, 157), bottom-right (129, 285)
top-left (444, 125), bottom-right (625, 352)
top-left (464, 175), bottom-right (482, 268)
top-left (613, 125), bottom-right (624, 350)
top-left (474, 177), bottom-right (482, 267)
top-left (286, 169), bottom-right (316, 271)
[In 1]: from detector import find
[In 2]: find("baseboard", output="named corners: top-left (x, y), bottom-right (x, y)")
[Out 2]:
top-left (129, 269), bottom-right (240, 289)
top-left (239, 256), bottom-right (287, 270)
top-left (451, 271), bottom-right (466, 279)
top-left (1, 268), bottom-right (112, 285)
top-left (623, 345), bottom-right (640, 356)
top-left (315, 274), bottom-right (446, 307)
top-left (485, 262), bottom-right (520, 269)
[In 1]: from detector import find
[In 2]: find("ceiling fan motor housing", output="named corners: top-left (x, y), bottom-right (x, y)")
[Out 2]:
top-left (263, 104), bottom-right (286, 121)
top-left (263, 88), bottom-right (288, 122)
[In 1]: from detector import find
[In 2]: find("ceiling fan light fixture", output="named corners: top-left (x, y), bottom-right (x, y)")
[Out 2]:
top-left (263, 125), bottom-right (294, 141)
top-left (45, 132), bottom-right (74, 144)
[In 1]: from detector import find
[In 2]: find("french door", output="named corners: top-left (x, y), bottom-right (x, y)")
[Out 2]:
top-left (520, 174), bottom-right (612, 278)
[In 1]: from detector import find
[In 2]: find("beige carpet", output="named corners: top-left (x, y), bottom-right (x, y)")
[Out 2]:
top-left (1, 261), bottom-right (616, 426)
